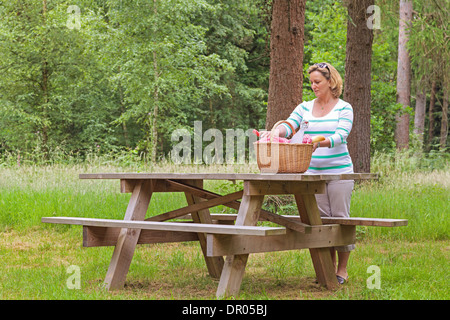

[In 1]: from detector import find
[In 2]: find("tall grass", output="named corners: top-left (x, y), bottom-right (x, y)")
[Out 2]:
top-left (358, 150), bottom-right (449, 241)
top-left (0, 151), bottom-right (448, 240)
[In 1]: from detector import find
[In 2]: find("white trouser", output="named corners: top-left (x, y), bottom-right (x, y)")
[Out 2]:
top-left (315, 180), bottom-right (355, 252)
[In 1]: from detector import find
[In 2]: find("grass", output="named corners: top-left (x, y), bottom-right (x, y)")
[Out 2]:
top-left (0, 155), bottom-right (449, 300)
top-left (2, 229), bottom-right (448, 300)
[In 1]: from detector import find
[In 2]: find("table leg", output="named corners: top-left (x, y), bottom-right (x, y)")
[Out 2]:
top-left (104, 180), bottom-right (154, 290)
top-left (216, 194), bottom-right (264, 298)
top-left (295, 194), bottom-right (338, 289)
top-left (183, 179), bottom-right (224, 279)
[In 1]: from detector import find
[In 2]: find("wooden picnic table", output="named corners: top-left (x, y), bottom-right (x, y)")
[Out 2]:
top-left (42, 172), bottom-right (407, 298)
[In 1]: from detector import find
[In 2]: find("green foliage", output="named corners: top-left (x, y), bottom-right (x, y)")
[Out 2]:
top-left (407, 0), bottom-right (449, 86)
top-left (0, 0), bottom-right (270, 161)
top-left (303, 1), bottom-right (347, 74)
top-left (0, 0), bottom-right (122, 157)
top-left (0, 0), bottom-right (447, 163)
top-left (302, 1), bottom-right (347, 102)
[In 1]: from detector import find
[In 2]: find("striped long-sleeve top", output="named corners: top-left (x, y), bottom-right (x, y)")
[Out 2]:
top-left (281, 99), bottom-right (354, 174)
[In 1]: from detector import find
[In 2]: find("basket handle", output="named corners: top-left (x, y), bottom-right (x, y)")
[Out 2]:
top-left (270, 120), bottom-right (296, 141)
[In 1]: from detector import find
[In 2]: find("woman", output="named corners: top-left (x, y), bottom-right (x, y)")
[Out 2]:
top-left (262, 62), bottom-right (354, 284)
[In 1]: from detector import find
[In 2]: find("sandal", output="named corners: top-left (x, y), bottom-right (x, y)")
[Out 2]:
top-left (336, 275), bottom-right (349, 284)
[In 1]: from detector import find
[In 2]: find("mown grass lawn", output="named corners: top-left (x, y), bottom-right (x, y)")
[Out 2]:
top-left (1, 227), bottom-right (448, 300)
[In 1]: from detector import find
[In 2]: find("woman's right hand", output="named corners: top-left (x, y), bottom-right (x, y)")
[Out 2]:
top-left (259, 131), bottom-right (271, 139)
top-left (260, 125), bottom-right (286, 139)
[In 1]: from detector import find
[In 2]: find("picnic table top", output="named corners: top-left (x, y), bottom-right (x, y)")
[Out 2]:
top-left (79, 172), bottom-right (377, 181)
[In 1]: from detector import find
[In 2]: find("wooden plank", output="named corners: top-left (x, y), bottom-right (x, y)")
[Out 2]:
top-left (178, 214), bottom-right (239, 221)
top-left (340, 173), bottom-right (378, 180)
top-left (80, 172), bottom-right (378, 182)
top-left (179, 212), bottom-right (310, 234)
top-left (216, 195), bottom-right (265, 298)
top-left (121, 179), bottom-right (180, 193)
top-left (146, 190), bottom-right (243, 222)
top-left (120, 179), bottom-right (139, 193)
top-left (180, 213), bottom-right (310, 234)
top-left (321, 217), bottom-right (408, 227)
top-left (83, 226), bottom-right (198, 247)
top-left (258, 210), bottom-right (311, 233)
top-left (244, 180), bottom-right (326, 195)
top-left (207, 225), bottom-right (356, 256)
top-left (180, 214), bottom-right (408, 228)
top-left (42, 217), bottom-right (286, 236)
top-left (166, 179), bottom-right (218, 198)
top-left (104, 179), bottom-right (154, 290)
top-left (183, 179), bottom-right (224, 279)
top-left (295, 194), bottom-right (339, 290)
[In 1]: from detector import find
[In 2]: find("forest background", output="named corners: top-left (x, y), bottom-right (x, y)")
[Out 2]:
top-left (0, 0), bottom-right (448, 166)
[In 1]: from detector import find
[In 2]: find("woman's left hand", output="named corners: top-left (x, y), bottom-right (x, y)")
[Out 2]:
top-left (312, 137), bottom-right (330, 152)
top-left (312, 142), bottom-right (320, 152)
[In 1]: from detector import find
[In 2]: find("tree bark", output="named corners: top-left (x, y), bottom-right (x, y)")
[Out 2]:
top-left (413, 78), bottom-right (426, 145)
top-left (343, 0), bottom-right (374, 173)
top-left (151, 49), bottom-right (159, 162)
top-left (266, 0), bottom-right (306, 130)
top-left (427, 80), bottom-right (437, 149)
top-left (395, 0), bottom-right (413, 150)
top-left (41, 0), bottom-right (49, 160)
top-left (440, 88), bottom-right (448, 150)
top-left (149, 0), bottom-right (159, 162)
top-left (118, 80), bottom-right (130, 148)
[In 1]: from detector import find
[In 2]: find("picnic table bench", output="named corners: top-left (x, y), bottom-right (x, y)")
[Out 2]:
top-left (42, 172), bottom-right (407, 297)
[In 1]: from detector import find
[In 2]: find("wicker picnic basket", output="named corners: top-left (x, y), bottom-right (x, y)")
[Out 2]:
top-left (254, 120), bottom-right (313, 173)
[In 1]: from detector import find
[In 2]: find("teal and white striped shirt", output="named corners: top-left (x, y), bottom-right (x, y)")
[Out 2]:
top-left (281, 99), bottom-right (354, 174)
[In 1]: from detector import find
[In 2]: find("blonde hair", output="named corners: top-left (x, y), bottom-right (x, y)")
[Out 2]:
top-left (308, 62), bottom-right (343, 98)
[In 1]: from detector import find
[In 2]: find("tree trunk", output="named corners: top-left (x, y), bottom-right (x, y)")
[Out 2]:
top-left (440, 88), bottom-right (448, 151)
top-left (427, 80), bottom-right (437, 149)
top-left (395, 0), bottom-right (413, 150)
top-left (343, 0), bottom-right (374, 173)
top-left (151, 49), bottom-right (159, 163)
top-left (118, 80), bottom-right (130, 148)
top-left (149, 0), bottom-right (159, 163)
top-left (266, 0), bottom-right (306, 130)
top-left (413, 79), bottom-right (426, 145)
top-left (41, 0), bottom-right (49, 160)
